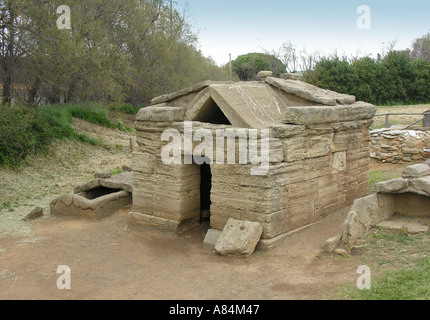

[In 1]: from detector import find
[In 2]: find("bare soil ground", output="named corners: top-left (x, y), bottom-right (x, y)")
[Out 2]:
top-left (0, 119), bottom-right (421, 300)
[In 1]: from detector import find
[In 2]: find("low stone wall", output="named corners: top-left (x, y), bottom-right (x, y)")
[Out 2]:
top-left (370, 128), bottom-right (430, 163)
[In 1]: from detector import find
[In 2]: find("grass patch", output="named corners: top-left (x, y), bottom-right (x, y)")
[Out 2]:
top-left (109, 103), bottom-right (139, 115)
top-left (62, 103), bottom-right (134, 132)
top-left (110, 167), bottom-right (124, 176)
top-left (347, 258), bottom-right (430, 300)
top-left (369, 171), bottom-right (402, 192)
top-left (343, 230), bottom-right (430, 300)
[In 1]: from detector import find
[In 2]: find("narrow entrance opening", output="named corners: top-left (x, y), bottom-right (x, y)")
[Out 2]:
top-left (192, 97), bottom-right (231, 125)
top-left (199, 161), bottom-right (212, 223)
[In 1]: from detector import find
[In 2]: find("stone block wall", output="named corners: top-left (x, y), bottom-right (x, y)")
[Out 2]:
top-left (370, 129), bottom-right (430, 163)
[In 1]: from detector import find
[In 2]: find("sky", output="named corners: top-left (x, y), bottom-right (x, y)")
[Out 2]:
top-left (174, 0), bottom-right (430, 66)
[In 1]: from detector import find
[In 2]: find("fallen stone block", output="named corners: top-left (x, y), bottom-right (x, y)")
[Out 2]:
top-left (215, 218), bottom-right (263, 257)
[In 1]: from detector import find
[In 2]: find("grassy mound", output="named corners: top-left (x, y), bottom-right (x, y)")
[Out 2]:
top-left (0, 104), bottom-right (133, 168)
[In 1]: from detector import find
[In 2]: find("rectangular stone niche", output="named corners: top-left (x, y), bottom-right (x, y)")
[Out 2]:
top-left (51, 186), bottom-right (132, 220)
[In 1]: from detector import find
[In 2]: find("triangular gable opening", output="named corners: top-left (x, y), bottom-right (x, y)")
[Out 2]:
top-left (192, 96), bottom-right (231, 125)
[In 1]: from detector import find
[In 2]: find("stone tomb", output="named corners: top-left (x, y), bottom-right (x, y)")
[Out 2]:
top-left (129, 76), bottom-right (376, 249)
top-left (325, 161), bottom-right (430, 252)
top-left (51, 171), bottom-right (132, 220)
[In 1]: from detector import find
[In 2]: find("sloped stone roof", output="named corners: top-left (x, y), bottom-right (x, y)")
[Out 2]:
top-left (147, 77), bottom-right (374, 129)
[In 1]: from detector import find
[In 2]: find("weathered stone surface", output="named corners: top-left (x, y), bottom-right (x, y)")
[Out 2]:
top-left (408, 176), bottom-right (430, 196)
top-left (257, 71), bottom-right (273, 79)
top-left (94, 171), bottom-right (112, 179)
top-left (73, 179), bottom-right (101, 194)
top-left (405, 224), bottom-right (430, 234)
top-left (374, 178), bottom-right (409, 194)
top-left (377, 214), bottom-right (430, 234)
top-left (209, 82), bottom-right (287, 129)
top-left (51, 190), bottom-right (131, 220)
top-left (341, 194), bottom-right (394, 245)
top-left (266, 77), bottom-right (356, 106)
top-left (280, 73), bottom-right (304, 81)
top-left (215, 218), bottom-right (263, 257)
top-left (122, 165), bottom-right (133, 172)
top-left (323, 234), bottom-right (341, 252)
top-left (283, 102), bottom-right (376, 125)
top-left (136, 106), bottom-right (185, 122)
top-left (23, 207), bottom-right (44, 221)
top-left (269, 124), bottom-right (305, 138)
top-left (128, 211), bottom-right (180, 233)
top-left (403, 163), bottom-right (430, 178)
top-left (395, 193), bottom-right (430, 217)
top-left (150, 81), bottom-right (210, 105)
top-left (100, 172), bottom-right (133, 193)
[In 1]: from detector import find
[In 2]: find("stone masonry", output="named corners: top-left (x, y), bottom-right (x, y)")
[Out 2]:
top-left (370, 128), bottom-right (430, 163)
top-left (129, 76), bottom-right (376, 249)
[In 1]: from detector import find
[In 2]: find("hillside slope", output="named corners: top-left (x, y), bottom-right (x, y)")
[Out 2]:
top-left (0, 118), bottom-right (134, 240)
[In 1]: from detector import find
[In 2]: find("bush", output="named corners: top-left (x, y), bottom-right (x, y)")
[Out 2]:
top-left (0, 106), bottom-right (53, 167)
top-left (232, 53), bottom-right (286, 81)
top-left (109, 104), bottom-right (139, 115)
top-left (306, 52), bottom-right (430, 105)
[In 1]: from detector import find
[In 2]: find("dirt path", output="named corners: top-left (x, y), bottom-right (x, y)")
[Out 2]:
top-left (0, 206), bottom-right (364, 300)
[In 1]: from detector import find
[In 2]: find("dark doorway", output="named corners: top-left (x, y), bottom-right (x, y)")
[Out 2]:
top-left (192, 97), bottom-right (231, 125)
top-left (199, 162), bottom-right (212, 222)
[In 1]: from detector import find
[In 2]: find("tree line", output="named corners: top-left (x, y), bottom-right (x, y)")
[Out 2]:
top-left (305, 44), bottom-right (430, 105)
top-left (0, 0), bottom-right (231, 107)
top-left (231, 34), bottom-right (430, 106)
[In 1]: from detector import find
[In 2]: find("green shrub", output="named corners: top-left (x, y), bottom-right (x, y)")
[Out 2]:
top-left (306, 52), bottom-right (430, 105)
top-left (109, 104), bottom-right (139, 115)
top-left (65, 103), bottom-right (112, 127)
top-left (0, 106), bottom-right (52, 167)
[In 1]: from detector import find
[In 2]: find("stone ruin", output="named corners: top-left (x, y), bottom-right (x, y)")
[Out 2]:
top-left (370, 128), bottom-right (430, 163)
top-left (325, 161), bottom-right (430, 253)
top-left (128, 74), bottom-right (377, 251)
top-left (51, 169), bottom-right (133, 220)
